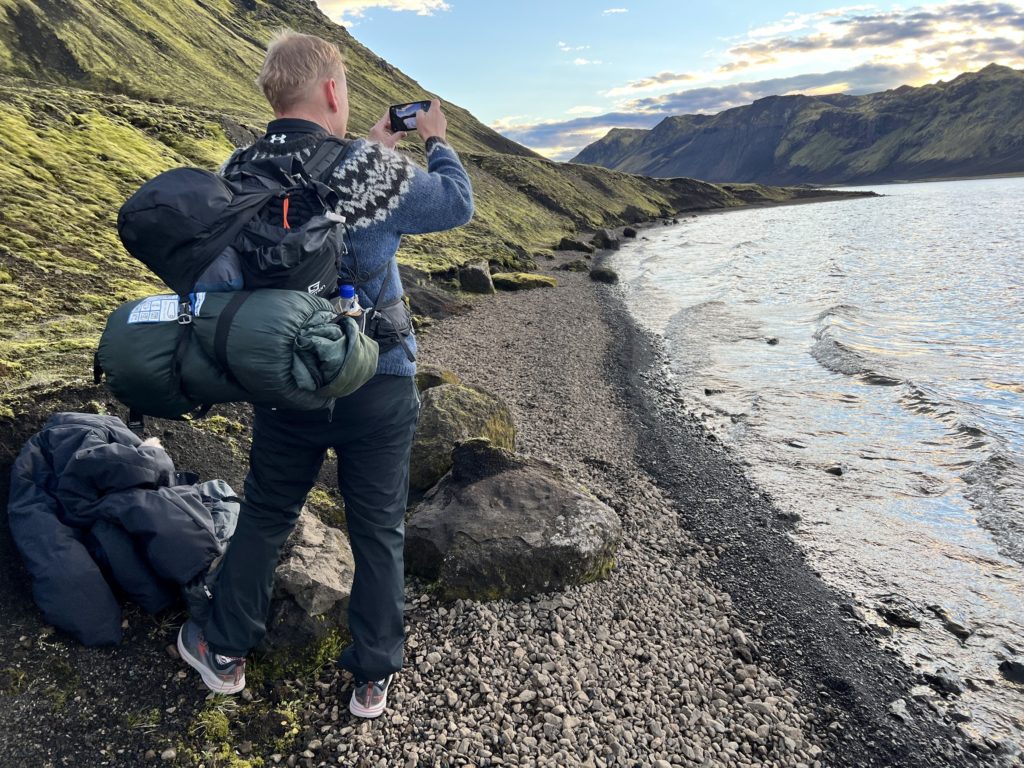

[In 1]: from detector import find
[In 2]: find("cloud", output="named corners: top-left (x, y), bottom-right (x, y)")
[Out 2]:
top-left (721, 1), bottom-right (1024, 72)
top-left (315, 0), bottom-right (451, 23)
top-left (602, 8), bottom-right (629, 14)
top-left (606, 70), bottom-right (695, 96)
top-left (574, 58), bottom-right (603, 66)
top-left (623, 61), bottom-right (931, 115)
top-left (558, 41), bottom-right (590, 52)
top-left (499, 60), bottom-right (934, 161)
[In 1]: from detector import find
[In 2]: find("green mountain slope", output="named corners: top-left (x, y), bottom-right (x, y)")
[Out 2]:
top-left (573, 65), bottom-right (1024, 184)
top-left (0, 0), bottom-right (834, 398)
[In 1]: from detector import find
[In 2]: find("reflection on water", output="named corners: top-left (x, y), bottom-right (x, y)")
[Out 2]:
top-left (611, 177), bottom-right (1024, 749)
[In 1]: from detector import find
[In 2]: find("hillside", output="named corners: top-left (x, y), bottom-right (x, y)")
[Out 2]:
top-left (572, 64), bottom-right (1024, 185)
top-left (0, 0), bottom-right (836, 399)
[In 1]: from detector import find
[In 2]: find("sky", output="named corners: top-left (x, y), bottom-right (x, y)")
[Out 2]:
top-left (312, 1), bottom-right (1024, 159)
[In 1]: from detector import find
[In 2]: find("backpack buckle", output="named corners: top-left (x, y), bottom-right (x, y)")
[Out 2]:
top-left (177, 300), bottom-right (193, 325)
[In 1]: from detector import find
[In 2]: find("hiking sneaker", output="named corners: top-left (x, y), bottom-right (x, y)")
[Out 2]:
top-left (176, 620), bottom-right (246, 695)
top-left (349, 675), bottom-right (393, 719)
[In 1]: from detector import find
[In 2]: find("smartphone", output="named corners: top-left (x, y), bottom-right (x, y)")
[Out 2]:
top-left (389, 100), bottom-right (432, 132)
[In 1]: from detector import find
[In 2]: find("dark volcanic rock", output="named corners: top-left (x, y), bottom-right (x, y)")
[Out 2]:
top-left (592, 228), bottom-right (621, 251)
top-left (399, 265), bottom-right (471, 319)
top-left (589, 267), bottom-right (619, 284)
top-left (262, 509), bottom-right (354, 651)
top-left (458, 261), bottom-right (495, 294)
top-left (558, 259), bottom-right (590, 272)
top-left (556, 237), bottom-right (595, 254)
top-left (409, 385), bottom-right (516, 492)
top-left (622, 227), bottom-right (638, 238)
top-left (405, 439), bottom-right (621, 601)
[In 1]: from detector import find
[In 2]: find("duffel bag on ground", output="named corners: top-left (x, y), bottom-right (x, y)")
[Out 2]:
top-left (97, 289), bottom-right (379, 419)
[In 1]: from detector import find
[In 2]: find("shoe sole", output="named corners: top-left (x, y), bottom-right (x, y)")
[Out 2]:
top-left (349, 684), bottom-right (389, 719)
top-left (176, 625), bottom-right (245, 695)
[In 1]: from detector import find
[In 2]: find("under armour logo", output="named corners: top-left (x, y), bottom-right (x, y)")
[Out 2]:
top-left (269, 134), bottom-right (287, 144)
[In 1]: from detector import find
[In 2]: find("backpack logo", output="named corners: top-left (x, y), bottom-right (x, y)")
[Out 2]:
top-left (307, 281), bottom-right (324, 295)
top-left (269, 134), bottom-right (287, 144)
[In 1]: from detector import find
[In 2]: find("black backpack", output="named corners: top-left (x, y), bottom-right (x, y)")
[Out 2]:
top-left (117, 138), bottom-right (352, 301)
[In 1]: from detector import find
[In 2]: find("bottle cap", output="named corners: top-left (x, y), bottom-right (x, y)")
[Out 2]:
top-left (340, 284), bottom-right (356, 299)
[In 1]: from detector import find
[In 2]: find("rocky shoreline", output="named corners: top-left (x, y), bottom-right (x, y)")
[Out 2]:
top-left (0, 209), bottom-right (1007, 767)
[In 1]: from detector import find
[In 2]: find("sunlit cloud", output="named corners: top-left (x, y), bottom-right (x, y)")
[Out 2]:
top-left (558, 41), bottom-right (590, 52)
top-left (574, 58), bottom-right (603, 66)
top-left (602, 7), bottom-right (629, 14)
top-left (314, 0), bottom-right (451, 24)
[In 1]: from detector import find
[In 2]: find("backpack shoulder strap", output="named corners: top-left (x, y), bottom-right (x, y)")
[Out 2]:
top-left (303, 137), bottom-right (354, 184)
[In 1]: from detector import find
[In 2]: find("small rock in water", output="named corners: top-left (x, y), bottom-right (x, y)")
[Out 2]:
top-left (923, 668), bottom-right (964, 695)
top-left (998, 660), bottom-right (1024, 684)
top-left (766, 337), bottom-right (780, 345)
top-left (825, 465), bottom-right (845, 477)
top-left (888, 699), bottom-right (912, 722)
top-left (876, 595), bottom-right (922, 628)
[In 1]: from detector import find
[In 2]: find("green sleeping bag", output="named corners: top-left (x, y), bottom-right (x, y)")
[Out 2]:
top-left (98, 290), bottom-right (379, 418)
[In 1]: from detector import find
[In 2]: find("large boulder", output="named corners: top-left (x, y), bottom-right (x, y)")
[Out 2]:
top-left (458, 261), bottom-right (495, 294)
top-left (406, 440), bottom-right (622, 601)
top-left (492, 273), bottom-right (557, 291)
top-left (556, 237), bottom-right (595, 254)
top-left (409, 385), bottom-right (515, 493)
top-left (592, 228), bottom-right (621, 251)
top-left (262, 509), bottom-right (355, 651)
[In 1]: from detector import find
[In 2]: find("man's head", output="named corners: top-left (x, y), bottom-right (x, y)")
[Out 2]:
top-left (257, 30), bottom-right (349, 136)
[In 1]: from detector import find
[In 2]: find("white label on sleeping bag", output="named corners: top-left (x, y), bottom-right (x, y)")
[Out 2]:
top-left (126, 293), bottom-right (208, 323)
top-left (127, 296), bottom-right (179, 324)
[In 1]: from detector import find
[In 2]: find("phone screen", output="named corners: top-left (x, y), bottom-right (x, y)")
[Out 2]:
top-left (389, 100), bottom-right (432, 132)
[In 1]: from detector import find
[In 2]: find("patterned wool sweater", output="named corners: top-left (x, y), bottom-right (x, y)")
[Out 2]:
top-left (220, 118), bottom-right (474, 377)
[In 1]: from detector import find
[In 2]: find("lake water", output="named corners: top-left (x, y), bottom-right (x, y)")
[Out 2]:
top-left (609, 177), bottom-right (1024, 749)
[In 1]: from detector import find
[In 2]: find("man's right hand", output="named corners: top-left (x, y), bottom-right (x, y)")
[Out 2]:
top-left (416, 99), bottom-right (447, 143)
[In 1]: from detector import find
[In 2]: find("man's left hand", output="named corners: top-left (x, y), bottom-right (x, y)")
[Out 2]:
top-left (369, 114), bottom-right (407, 149)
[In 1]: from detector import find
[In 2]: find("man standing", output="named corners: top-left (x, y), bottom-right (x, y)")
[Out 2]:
top-left (176, 29), bottom-right (473, 719)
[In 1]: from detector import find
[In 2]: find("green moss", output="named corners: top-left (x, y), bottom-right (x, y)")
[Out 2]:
top-left (581, 556), bottom-right (617, 584)
top-left (492, 273), bottom-right (557, 291)
top-left (245, 628), bottom-right (347, 690)
top-left (193, 707), bottom-right (231, 742)
top-left (196, 415), bottom-right (247, 437)
top-left (305, 487), bottom-right (345, 528)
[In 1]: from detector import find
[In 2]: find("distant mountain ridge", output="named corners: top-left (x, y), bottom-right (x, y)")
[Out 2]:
top-left (572, 65), bottom-right (1024, 184)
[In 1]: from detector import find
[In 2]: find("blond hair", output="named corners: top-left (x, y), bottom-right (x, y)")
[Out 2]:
top-left (257, 29), bottom-right (346, 112)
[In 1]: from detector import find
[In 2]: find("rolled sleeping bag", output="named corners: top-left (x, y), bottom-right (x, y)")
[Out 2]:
top-left (98, 290), bottom-right (378, 418)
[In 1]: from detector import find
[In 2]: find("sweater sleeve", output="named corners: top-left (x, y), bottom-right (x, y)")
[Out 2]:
top-left (330, 139), bottom-right (473, 235)
top-left (392, 139), bottom-right (475, 235)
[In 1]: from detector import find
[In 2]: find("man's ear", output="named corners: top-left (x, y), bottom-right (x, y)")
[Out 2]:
top-left (325, 78), bottom-right (339, 113)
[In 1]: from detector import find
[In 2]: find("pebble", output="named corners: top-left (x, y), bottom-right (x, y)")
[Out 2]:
top-left (159, 748), bottom-right (176, 761)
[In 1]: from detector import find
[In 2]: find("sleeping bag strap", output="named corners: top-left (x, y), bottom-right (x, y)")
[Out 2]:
top-left (213, 291), bottom-right (253, 380)
top-left (127, 407), bottom-right (146, 436)
top-left (93, 352), bottom-right (103, 384)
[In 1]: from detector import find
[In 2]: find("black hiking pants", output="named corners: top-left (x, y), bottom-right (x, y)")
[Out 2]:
top-left (204, 374), bottom-right (420, 682)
